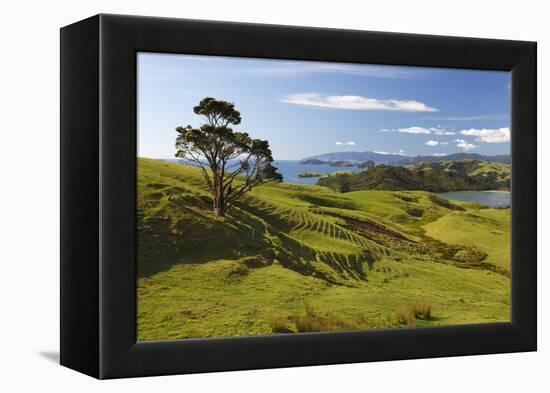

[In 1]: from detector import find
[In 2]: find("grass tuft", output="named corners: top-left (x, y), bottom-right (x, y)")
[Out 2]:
top-left (395, 309), bottom-right (417, 327)
top-left (293, 304), bottom-right (373, 332)
top-left (395, 303), bottom-right (432, 327)
top-left (268, 316), bottom-right (294, 333)
top-left (422, 303), bottom-right (432, 320)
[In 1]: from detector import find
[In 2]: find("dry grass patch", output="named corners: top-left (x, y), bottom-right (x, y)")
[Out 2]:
top-left (293, 304), bottom-right (373, 332)
top-left (268, 316), bottom-right (294, 333)
top-left (395, 303), bottom-right (432, 327)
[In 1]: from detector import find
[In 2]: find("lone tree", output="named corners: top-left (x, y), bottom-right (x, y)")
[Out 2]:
top-left (175, 97), bottom-right (282, 217)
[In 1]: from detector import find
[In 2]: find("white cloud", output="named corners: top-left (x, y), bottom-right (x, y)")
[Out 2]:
top-left (336, 141), bottom-right (355, 146)
top-left (431, 127), bottom-right (455, 135)
top-left (374, 150), bottom-right (407, 156)
top-left (335, 141), bottom-right (343, 145)
top-left (423, 114), bottom-right (508, 121)
top-left (454, 139), bottom-right (477, 151)
top-left (434, 130), bottom-right (456, 136)
top-left (431, 153), bottom-right (448, 157)
top-left (423, 140), bottom-right (449, 146)
top-left (387, 126), bottom-right (454, 135)
top-left (281, 93), bottom-right (438, 112)
top-left (258, 62), bottom-right (426, 79)
top-left (459, 127), bottom-right (510, 143)
top-left (397, 126), bottom-right (432, 134)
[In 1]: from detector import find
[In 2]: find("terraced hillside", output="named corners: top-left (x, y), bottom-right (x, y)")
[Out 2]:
top-left (137, 158), bottom-right (510, 341)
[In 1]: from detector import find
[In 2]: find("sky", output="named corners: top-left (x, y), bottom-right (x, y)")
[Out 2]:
top-left (137, 53), bottom-right (511, 160)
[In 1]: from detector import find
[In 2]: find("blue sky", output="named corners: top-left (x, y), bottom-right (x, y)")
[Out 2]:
top-left (138, 53), bottom-right (510, 160)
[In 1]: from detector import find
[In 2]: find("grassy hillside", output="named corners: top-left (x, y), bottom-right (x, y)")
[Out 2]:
top-left (318, 159), bottom-right (510, 193)
top-left (137, 158), bottom-right (510, 340)
top-left (424, 208), bottom-right (510, 270)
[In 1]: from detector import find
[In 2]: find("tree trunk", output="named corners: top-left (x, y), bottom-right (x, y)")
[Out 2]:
top-left (213, 205), bottom-right (224, 217)
top-left (212, 178), bottom-right (225, 217)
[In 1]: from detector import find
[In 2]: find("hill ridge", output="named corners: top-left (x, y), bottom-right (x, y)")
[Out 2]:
top-left (301, 151), bottom-right (511, 165)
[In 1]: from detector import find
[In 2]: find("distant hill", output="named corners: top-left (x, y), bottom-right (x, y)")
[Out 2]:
top-left (317, 159), bottom-right (510, 193)
top-left (301, 151), bottom-right (511, 166)
top-left (301, 151), bottom-right (406, 165)
top-left (393, 153), bottom-right (511, 166)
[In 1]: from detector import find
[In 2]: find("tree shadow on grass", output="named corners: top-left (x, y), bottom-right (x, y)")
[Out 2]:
top-left (137, 193), bottom-right (373, 284)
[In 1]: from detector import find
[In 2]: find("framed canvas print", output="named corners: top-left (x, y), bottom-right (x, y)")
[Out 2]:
top-left (60, 14), bottom-right (537, 379)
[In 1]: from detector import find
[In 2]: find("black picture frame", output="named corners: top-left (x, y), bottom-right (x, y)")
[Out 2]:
top-left (60, 14), bottom-right (537, 379)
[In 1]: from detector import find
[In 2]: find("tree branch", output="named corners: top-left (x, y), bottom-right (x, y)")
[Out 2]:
top-left (184, 149), bottom-right (214, 193)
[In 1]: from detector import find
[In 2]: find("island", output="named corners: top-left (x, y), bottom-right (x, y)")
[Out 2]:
top-left (298, 171), bottom-right (327, 178)
top-left (300, 159), bottom-right (328, 165)
top-left (329, 161), bottom-right (355, 167)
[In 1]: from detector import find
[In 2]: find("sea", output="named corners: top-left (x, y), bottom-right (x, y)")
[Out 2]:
top-left (436, 191), bottom-right (510, 208)
top-left (162, 158), bottom-right (362, 185)
top-left (272, 160), bottom-right (362, 185)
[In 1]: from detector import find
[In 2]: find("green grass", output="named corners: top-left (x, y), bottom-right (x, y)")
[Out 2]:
top-left (423, 208), bottom-right (510, 271)
top-left (137, 158), bottom-right (510, 340)
top-left (462, 161), bottom-right (511, 180)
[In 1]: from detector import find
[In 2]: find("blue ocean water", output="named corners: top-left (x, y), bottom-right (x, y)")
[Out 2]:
top-left (162, 158), bottom-right (362, 185)
top-left (436, 191), bottom-right (510, 208)
top-left (273, 160), bottom-right (362, 185)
